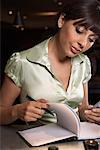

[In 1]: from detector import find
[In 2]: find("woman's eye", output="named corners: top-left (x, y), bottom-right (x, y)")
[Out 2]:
top-left (76, 26), bottom-right (85, 34)
top-left (89, 38), bottom-right (95, 43)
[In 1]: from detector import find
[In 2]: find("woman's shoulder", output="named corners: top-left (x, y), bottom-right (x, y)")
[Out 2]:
top-left (73, 53), bottom-right (91, 65)
top-left (5, 38), bottom-right (50, 72)
top-left (19, 38), bottom-right (49, 61)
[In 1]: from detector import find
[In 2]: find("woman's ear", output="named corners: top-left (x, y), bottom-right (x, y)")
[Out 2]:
top-left (58, 15), bottom-right (65, 28)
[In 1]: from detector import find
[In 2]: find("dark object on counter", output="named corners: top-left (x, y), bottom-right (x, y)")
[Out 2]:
top-left (48, 145), bottom-right (59, 150)
top-left (84, 139), bottom-right (99, 150)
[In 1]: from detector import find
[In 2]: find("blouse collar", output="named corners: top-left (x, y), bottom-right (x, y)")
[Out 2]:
top-left (26, 37), bottom-right (85, 68)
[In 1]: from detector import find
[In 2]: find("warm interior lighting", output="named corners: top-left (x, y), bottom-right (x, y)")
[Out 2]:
top-left (8, 10), bottom-right (13, 15)
top-left (33, 12), bottom-right (58, 16)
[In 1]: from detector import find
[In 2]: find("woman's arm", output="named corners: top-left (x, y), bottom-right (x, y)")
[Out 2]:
top-left (78, 82), bottom-right (90, 121)
top-left (0, 75), bottom-right (21, 124)
top-left (0, 75), bottom-right (48, 125)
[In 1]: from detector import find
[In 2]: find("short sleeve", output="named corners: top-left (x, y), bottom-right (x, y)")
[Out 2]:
top-left (4, 52), bottom-right (23, 87)
top-left (83, 55), bottom-right (92, 84)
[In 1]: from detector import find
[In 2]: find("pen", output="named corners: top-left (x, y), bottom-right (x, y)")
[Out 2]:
top-left (26, 95), bottom-right (54, 116)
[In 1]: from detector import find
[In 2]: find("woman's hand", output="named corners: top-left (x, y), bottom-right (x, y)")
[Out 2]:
top-left (78, 103), bottom-right (100, 124)
top-left (84, 107), bottom-right (100, 124)
top-left (78, 104), bottom-right (93, 121)
top-left (14, 99), bottom-right (48, 122)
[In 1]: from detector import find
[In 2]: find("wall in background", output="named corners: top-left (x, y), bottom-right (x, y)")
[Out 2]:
top-left (1, 23), bottom-right (56, 84)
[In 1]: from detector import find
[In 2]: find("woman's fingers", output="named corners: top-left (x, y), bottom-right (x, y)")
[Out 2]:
top-left (21, 109), bottom-right (44, 122)
top-left (17, 100), bottom-right (48, 122)
top-left (84, 108), bottom-right (100, 124)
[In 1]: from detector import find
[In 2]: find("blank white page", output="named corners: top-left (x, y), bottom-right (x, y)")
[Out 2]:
top-left (18, 123), bottom-right (76, 146)
top-left (79, 122), bottom-right (100, 140)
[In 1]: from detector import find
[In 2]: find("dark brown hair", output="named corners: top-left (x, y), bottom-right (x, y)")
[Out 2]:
top-left (58, 0), bottom-right (100, 40)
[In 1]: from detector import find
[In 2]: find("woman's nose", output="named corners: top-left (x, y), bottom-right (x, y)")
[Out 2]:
top-left (78, 37), bottom-right (87, 49)
top-left (77, 42), bottom-right (84, 49)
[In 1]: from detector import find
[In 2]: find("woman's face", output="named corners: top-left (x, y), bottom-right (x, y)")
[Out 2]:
top-left (56, 17), bottom-right (97, 58)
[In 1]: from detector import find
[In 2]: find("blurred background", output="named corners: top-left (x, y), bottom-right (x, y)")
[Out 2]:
top-left (0, 0), bottom-right (100, 104)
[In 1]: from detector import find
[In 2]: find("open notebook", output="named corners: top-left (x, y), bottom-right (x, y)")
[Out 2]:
top-left (18, 103), bottom-right (100, 146)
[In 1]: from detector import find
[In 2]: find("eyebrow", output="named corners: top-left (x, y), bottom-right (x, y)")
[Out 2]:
top-left (84, 27), bottom-right (99, 39)
top-left (86, 27), bottom-right (99, 38)
top-left (89, 34), bottom-right (98, 39)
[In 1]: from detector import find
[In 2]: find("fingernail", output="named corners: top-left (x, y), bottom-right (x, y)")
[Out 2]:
top-left (85, 110), bottom-right (88, 113)
top-left (92, 109), bottom-right (96, 112)
top-left (89, 105), bottom-right (93, 108)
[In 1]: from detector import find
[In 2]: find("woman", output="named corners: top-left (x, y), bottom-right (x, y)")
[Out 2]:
top-left (0, 0), bottom-right (100, 125)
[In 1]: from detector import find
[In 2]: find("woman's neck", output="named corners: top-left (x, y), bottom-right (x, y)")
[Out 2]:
top-left (48, 35), bottom-right (70, 63)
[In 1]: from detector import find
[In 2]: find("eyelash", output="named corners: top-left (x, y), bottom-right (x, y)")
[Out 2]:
top-left (89, 38), bottom-right (95, 43)
top-left (76, 26), bottom-right (95, 43)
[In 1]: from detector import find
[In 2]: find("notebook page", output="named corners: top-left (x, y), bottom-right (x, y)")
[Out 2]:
top-left (49, 103), bottom-right (80, 135)
top-left (18, 123), bottom-right (76, 146)
top-left (78, 122), bottom-right (100, 140)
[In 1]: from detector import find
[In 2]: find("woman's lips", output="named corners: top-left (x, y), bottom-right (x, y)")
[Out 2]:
top-left (70, 46), bottom-right (80, 54)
